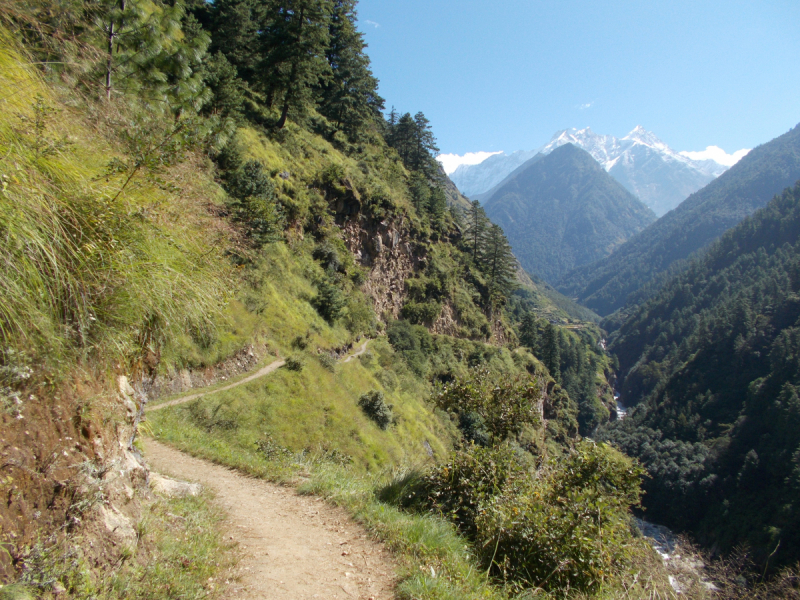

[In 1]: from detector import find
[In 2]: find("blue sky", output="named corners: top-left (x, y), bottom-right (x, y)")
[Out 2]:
top-left (356, 0), bottom-right (800, 165)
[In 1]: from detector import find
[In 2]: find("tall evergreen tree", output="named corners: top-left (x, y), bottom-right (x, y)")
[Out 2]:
top-left (204, 0), bottom-right (265, 84)
top-left (483, 223), bottom-right (517, 306)
top-left (463, 200), bottom-right (489, 262)
top-left (99, 0), bottom-right (209, 109)
top-left (318, 0), bottom-right (384, 139)
top-left (543, 323), bottom-right (561, 381)
top-left (261, 0), bottom-right (333, 129)
top-left (410, 111), bottom-right (439, 175)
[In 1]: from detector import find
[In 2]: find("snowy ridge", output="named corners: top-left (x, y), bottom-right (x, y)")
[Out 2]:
top-left (540, 126), bottom-right (727, 178)
top-left (451, 126), bottom-right (733, 216)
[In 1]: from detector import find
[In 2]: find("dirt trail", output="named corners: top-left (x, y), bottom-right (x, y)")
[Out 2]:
top-left (149, 340), bottom-right (370, 412)
top-left (343, 340), bottom-right (369, 363)
top-left (147, 359), bottom-right (286, 412)
top-left (145, 439), bottom-right (397, 599)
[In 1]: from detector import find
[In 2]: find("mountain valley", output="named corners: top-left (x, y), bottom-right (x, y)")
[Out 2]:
top-left (2, 1), bottom-right (799, 599)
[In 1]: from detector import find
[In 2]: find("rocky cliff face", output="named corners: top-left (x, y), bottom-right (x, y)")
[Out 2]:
top-left (0, 372), bottom-right (153, 579)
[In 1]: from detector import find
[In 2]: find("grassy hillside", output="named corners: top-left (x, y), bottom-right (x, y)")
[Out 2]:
top-left (560, 122), bottom-right (800, 316)
top-left (484, 144), bottom-right (656, 284)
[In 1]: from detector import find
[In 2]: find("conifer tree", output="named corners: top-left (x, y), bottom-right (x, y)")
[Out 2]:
top-left (99, 0), bottom-right (210, 112)
top-left (261, 0), bottom-right (333, 129)
top-left (520, 312), bottom-right (538, 350)
top-left (463, 200), bottom-right (489, 262)
top-left (410, 111), bottom-right (439, 175)
top-left (319, 0), bottom-right (384, 139)
top-left (543, 323), bottom-right (561, 381)
top-left (204, 0), bottom-right (265, 84)
top-left (484, 223), bottom-right (517, 305)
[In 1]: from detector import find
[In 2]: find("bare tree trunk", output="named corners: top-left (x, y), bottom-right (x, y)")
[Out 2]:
top-left (105, 0), bottom-right (126, 101)
top-left (106, 20), bottom-right (114, 100)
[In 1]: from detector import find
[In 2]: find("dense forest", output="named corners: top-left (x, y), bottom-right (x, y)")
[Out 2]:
top-left (600, 182), bottom-right (800, 568)
top-left (559, 123), bottom-right (800, 317)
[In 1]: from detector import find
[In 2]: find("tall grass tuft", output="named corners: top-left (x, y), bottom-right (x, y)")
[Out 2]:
top-left (0, 29), bottom-right (228, 378)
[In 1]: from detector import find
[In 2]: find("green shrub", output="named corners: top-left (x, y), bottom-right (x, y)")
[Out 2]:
top-left (458, 411), bottom-right (490, 447)
top-left (375, 369), bottom-right (398, 391)
top-left (313, 277), bottom-right (346, 323)
top-left (317, 352), bottom-right (337, 372)
top-left (186, 400), bottom-right (239, 432)
top-left (357, 390), bottom-right (393, 429)
top-left (225, 160), bottom-right (285, 246)
top-left (434, 368), bottom-right (542, 444)
top-left (424, 443), bottom-right (526, 537)
top-left (285, 355), bottom-right (305, 371)
top-left (386, 319), bottom-right (432, 377)
top-left (475, 441), bottom-right (645, 596)
top-left (358, 350), bottom-right (375, 368)
top-left (401, 300), bottom-right (442, 325)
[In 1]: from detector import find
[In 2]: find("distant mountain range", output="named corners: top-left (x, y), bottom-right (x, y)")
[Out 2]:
top-left (483, 144), bottom-right (656, 284)
top-left (558, 122), bottom-right (800, 316)
top-left (450, 126), bottom-right (731, 217)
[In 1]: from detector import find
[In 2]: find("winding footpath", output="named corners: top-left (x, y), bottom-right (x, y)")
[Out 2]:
top-left (147, 339), bottom-right (370, 412)
top-left (144, 339), bottom-right (394, 598)
top-left (146, 440), bottom-right (396, 599)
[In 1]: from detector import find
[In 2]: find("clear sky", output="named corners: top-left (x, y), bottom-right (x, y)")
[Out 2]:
top-left (356, 0), bottom-right (800, 162)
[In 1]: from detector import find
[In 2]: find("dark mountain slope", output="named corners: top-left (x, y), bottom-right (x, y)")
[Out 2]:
top-left (484, 143), bottom-right (655, 284)
top-left (601, 182), bottom-right (800, 567)
top-left (559, 123), bottom-right (800, 316)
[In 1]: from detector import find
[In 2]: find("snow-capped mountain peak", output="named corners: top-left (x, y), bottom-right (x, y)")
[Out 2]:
top-left (449, 126), bottom-right (734, 217)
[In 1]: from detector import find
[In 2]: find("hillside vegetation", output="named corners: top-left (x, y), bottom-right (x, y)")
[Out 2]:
top-left (484, 143), bottom-right (656, 285)
top-left (0, 2), bottom-right (656, 598)
top-left (560, 122), bottom-right (800, 316)
top-left (602, 182), bottom-right (800, 568)
top-left (5, 1), bottom-right (798, 598)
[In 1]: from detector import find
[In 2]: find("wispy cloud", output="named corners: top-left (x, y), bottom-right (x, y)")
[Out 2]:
top-left (578, 101), bottom-right (594, 110)
top-left (364, 19), bottom-right (380, 28)
top-left (680, 146), bottom-right (750, 167)
top-left (436, 151), bottom-right (504, 175)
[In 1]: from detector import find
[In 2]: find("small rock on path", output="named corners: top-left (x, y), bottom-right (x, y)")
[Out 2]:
top-left (144, 439), bottom-right (397, 600)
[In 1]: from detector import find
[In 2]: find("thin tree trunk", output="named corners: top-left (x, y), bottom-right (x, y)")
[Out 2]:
top-left (105, 0), bottom-right (126, 101)
top-left (106, 20), bottom-right (114, 100)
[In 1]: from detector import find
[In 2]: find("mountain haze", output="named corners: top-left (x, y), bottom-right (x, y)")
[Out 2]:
top-left (450, 149), bottom-right (539, 197)
top-left (484, 144), bottom-right (656, 284)
top-left (558, 122), bottom-right (800, 316)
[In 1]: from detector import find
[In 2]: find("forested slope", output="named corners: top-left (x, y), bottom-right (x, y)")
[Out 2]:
top-left (560, 123), bottom-right (800, 316)
top-left (484, 143), bottom-right (655, 284)
top-left (601, 182), bottom-right (800, 567)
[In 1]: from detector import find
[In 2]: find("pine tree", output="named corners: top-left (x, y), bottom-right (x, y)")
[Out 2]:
top-left (204, 0), bottom-right (265, 85)
top-left (98, 0), bottom-right (210, 113)
top-left (410, 111), bottom-right (439, 176)
top-left (319, 0), bottom-right (384, 139)
top-left (483, 224), bottom-right (517, 306)
top-left (261, 0), bottom-right (333, 129)
top-left (543, 323), bottom-right (561, 382)
top-left (463, 200), bottom-right (489, 262)
top-left (520, 313), bottom-right (538, 349)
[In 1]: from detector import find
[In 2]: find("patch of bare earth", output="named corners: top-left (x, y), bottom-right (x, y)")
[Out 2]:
top-left (144, 439), bottom-right (397, 600)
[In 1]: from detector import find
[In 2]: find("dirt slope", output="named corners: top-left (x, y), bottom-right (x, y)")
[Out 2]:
top-left (144, 439), bottom-right (397, 600)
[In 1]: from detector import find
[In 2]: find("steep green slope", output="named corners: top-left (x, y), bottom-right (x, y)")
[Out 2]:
top-left (560, 123), bottom-right (800, 316)
top-left (601, 182), bottom-right (800, 567)
top-left (484, 143), bottom-right (656, 284)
